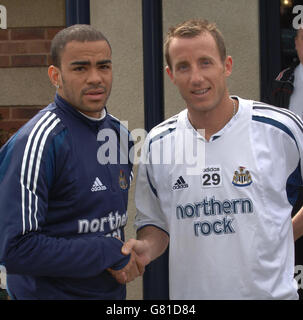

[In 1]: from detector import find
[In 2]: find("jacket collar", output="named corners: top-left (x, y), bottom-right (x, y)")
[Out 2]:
top-left (54, 93), bottom-right (108, 130)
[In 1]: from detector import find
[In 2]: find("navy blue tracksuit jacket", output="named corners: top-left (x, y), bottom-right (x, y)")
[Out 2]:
top-left (0, 94), bottom-right (133, 299)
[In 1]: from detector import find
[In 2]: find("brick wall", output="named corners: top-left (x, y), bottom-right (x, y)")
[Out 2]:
top-left (0, 27), bottom-right (63, 147)
top-left (0, 27), bottom-right (63, 67)
top-left (0, 106), bottom-right (43, 146)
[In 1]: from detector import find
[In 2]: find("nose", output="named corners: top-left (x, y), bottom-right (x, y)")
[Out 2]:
top-left (87, 67), bottom-right (102, 85)
top-left (190, 65), bottom-right (204, 85)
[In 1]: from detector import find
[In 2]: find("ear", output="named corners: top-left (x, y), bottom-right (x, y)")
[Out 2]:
top-left (48, 65), bottom-right (61, 88)
top-left (165, 65), bottom-right (175, 83)
top-left (224, 56), bottom-right (233, 78)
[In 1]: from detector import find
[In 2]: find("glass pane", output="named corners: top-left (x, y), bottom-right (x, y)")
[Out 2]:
top-left (280, 0), bottom-right (303, 68)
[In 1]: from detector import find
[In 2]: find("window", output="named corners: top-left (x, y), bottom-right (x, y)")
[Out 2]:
top-left (280, 0), bottom-right (303, 68)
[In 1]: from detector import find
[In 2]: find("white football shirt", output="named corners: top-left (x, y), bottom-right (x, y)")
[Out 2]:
top-left (289, 63), bottom-right (303, 119)
top-left (135, 96), bottom-right (303, 300)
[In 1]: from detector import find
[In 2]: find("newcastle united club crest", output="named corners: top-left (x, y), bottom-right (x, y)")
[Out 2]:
top-left (119, 170), bottom-right (128, 190)
top-left (232, 166), bottom-right (252, 187)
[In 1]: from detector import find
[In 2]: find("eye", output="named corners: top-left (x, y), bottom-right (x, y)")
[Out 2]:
top-left (99, 64), bottom-right (111, 70)
top-left (201, 59), bottom-right (210, 66)
top-left (73, 66), bottom-right (86, 72)
top-left (176, 64), bottom-right (188, 72)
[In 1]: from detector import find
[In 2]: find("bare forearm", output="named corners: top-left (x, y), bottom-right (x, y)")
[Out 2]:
top-left (292, 206), bottom-right (303, 241)
top-left (137, 226), bottom-right (169, 262)
top-left (113, 226), bottom-right (169, 284)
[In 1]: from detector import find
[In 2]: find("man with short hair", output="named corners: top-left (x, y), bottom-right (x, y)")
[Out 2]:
top-left (269, 27), bottom-right (303, 300)
top-left (269, 28), bottom-right (303, 114)
top-left (0, 24), bottom-right (142, 300)
top-left (123, 19), bottom-right (303, 299)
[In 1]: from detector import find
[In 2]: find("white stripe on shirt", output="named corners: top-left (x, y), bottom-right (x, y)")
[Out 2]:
top-left (20, 112), bottom-right (61, 234)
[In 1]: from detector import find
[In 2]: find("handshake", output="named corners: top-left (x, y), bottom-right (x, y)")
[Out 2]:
top-left (107, 238), bottom-right (151, 284)
top-left (107, 226), bottom-right (169, 284)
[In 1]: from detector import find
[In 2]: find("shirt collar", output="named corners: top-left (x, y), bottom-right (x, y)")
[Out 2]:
top-left (78, 108), bottom-right (106, 121)
top-left (180, 95), bottom-right (241, 142)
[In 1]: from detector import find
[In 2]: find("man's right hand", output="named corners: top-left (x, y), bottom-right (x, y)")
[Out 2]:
top-left (122, 238), bottom-right (152, 268)
top-left (109, 226), bottom-right (169, 284)
top-left (107, 247), bottom-right (145, 284)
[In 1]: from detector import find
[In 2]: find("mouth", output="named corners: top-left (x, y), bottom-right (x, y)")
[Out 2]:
top-left (84, 89), bottom-right (105, 95)
top-left (191, 88), bottom-right (210, 96)
top-left (83, 89), bottom-right (106, 100)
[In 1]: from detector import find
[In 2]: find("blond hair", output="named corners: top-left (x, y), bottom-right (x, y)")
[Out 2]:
top-left (164, 19), bottom-right (226, 69)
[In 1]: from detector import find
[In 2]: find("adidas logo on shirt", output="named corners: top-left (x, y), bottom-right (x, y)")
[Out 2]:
top-left (172, 176), bottom-right (189, 190)
top-left (91, 177), bottom-right (107, 192)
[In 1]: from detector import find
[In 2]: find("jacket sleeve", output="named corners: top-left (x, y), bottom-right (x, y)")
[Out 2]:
top-left (280, 109), bottom-right (303, 208)
top-left (267, 67), bottom-right (294, 108)
top-left (0, 113), bottom-right (130, 278)
top-left (268, 79), bottom-right (293, 108)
